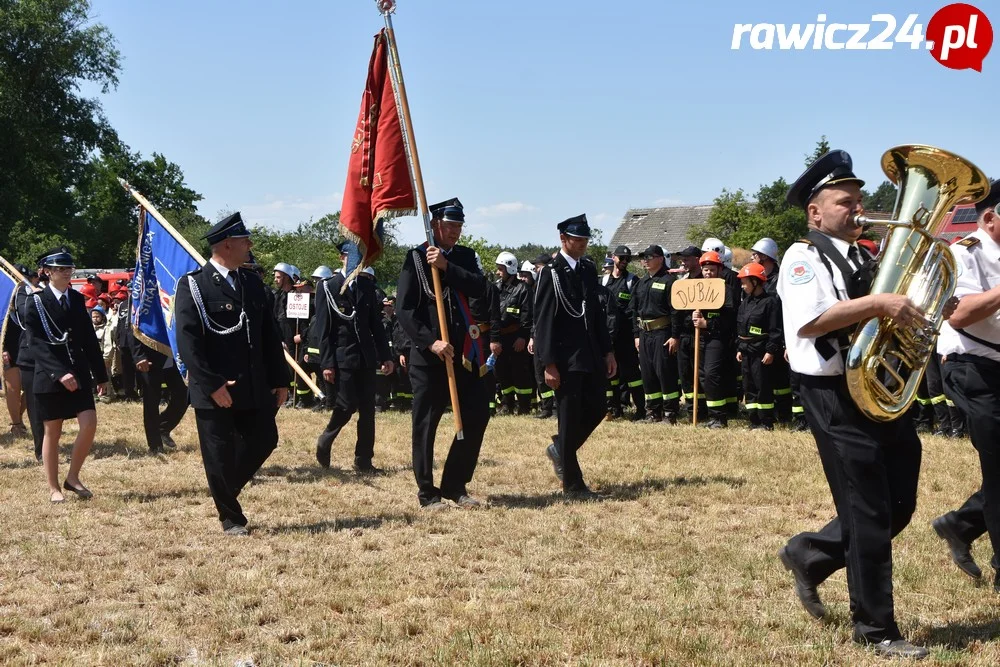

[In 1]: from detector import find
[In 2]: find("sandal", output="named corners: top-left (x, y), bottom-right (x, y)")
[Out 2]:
top-left (62, 480), bottom-right (93, 500)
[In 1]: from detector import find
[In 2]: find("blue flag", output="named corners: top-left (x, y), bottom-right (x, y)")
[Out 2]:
top-left (131, 210), bottom-right (201, 374)
top-left (0, 268), bottom-right (18, 357)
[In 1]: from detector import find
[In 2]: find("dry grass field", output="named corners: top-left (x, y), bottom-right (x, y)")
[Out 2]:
top-left (0, 401), bottom-right (999, 666)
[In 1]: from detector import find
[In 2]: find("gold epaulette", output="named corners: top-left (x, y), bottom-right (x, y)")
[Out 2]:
top-left (957, 236), bottom-right (980, 248)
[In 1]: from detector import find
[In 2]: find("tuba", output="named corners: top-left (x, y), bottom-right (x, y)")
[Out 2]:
top-left (846, 145), bottom-right (989, 421)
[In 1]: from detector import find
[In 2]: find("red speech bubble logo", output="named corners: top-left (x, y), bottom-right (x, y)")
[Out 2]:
top-left (928, 3), bottom-right (993, 71)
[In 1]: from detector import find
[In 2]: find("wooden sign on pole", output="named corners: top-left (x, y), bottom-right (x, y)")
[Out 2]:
top-left (670, 278), bottom-right (727, 426)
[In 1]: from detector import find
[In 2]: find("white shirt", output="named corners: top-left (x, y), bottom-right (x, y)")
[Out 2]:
top-left (48, 283), bottom-right (69, 302)
top-left (559, 250), bottom-right (578, 271)
top-left (777, 234), bottom-right (859, 376)
top-left (209, 258), bottom-right (236, 287)
top-left (937, 228), bottom-right (1000, 363)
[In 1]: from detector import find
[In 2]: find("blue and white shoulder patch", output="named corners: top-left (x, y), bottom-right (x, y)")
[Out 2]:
top-left (787, 261), bottom-right (815, 285)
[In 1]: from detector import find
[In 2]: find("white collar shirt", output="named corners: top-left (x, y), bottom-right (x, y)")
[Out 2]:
top-left (48, 283), bottom-right (69, 302)
top-left (560, 251), bottom-right (578, 271)
top-left (937, 228), bottom-right (1000, 363)
top-left (777, 233), bottom-right (857, 376)
top-left (209, 259), bottom-right (235, 287)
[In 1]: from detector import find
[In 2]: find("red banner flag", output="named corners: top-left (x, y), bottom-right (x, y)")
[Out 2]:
top-left (339, 29), bottom-right (416, 276)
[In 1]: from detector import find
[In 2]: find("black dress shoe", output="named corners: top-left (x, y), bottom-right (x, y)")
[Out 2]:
top-left (315, 432), bottom-right (334, 469)
top-left (353, 462), bottom-right (382, 475)
top-left (858, 638), bottom-right (929, 660)
top-left (564, 486), bottom-right (600, 501)
top-left (150, 445), bottom-right (166, 455)
top-left (160, 432), bottom-right (177, 449)
top-left (62, 480), bottom-right (94, 500)
top-left (546, 441), bottom-right (564, 482)
top-left (779, 546), bottom-right (826, 619)
top-left (931, 516), bottom-right (981, 578)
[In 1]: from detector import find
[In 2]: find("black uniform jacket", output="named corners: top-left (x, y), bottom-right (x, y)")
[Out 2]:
top-left (3, 285), bottom-right (29, 366)
top-left (312, 272), bottom-right (390, 371)
top-left (602, 270), bottom-right (637, 339)
top-left (533, 253), bottom-right (613, 373)
top-left (497, 277), bottom-right (532, 339)
top-left (14, 287), bottom-right (35, 369)
top-left (396, 244), bottom-right (489, 367)
top-left (174, 263), bottom-right (290, 410)
top-left (629, 267), bottom-right (676, 338)
top-left (24, 286), bottom-right (108, 394)
top-left (736, 291), bottom-right (784, 356)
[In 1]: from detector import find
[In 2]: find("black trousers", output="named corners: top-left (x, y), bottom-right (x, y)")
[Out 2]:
top-left (784, 374), bottom-right (921, 643)
top-left (639, 328), bottom-right (679, 417)
top-left (699, 337), bottom-right (730, 422)
top-left (924, 353), bottom-right (950, 431)
top-left (677, 335), bottom-right (705, 418)
top-left (19, 365), bottom-right (43, 458)
top-left (610, 332), bottom-right (644, 414)
top-left (741, 350), bottom-right (776, 426)
top-left (554, 369), bottom-right (606, 492)
top-left (136, 364), bottom-right (188, 450)
top-left (118, 345), bottom-right (137, 399)
top-left (321, 367), bottom-right (377, 464)
top-left (374, 368), bottom-right (393, 410)
top-left (409, 362), bottom-right (490, 505)
top-left (495, 341), bottom-right (533, 413)
top-left (773, 357), bottom-right (793, 422)
top-left (395, 361), bottom-right (413, 407)
top-left (194, 407), bottom-right (279, 528)
top-left (534, 353), bottom-right (554, 413)
top-left (938, 355), bottom-right (1000, 569)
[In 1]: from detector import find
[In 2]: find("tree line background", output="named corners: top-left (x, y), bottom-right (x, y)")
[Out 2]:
top-left (1, 1), bottom-right (899, 293)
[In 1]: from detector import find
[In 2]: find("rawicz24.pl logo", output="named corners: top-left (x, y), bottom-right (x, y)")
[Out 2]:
top-left (731, 3), bottom-right (993, 71)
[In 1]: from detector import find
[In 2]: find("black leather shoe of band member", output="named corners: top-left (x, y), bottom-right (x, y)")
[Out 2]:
top-left (778, 546), bottom-right (826, 619)
top-left (857, 637), bottom-right (929, 660)
top-left (315, 432), bottom-right (335, 469)
top-left (546, 440), bottom-right (564, 483)
top-left (931, 516), bottom-right (982, 579)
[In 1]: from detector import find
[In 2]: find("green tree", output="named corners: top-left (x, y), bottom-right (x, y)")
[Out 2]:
top-left (805, 135), bottom-right (831, 166)
top-left (863, 180), bottom-right (898, 213)
top-left (73, 142), bottom-right (207, 266)
top-left (0, 0), bottom-right (122, 264)
top-left (686, 188), bottom-right (757, 246)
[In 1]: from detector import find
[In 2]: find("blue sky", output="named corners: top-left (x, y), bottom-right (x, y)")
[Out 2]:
top-left (88, 0), bottom-right (998, 246)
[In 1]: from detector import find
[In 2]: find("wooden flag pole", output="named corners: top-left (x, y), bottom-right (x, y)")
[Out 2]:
top-left (378, 0), bottom-right (464, 439)
top-left (0, 255), bottom-right (30, 285)
top-left (118, 178), bottom-right (325, 400)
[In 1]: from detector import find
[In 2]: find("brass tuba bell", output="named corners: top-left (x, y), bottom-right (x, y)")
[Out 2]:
top-left (846, 145), bottom-right (989, 421)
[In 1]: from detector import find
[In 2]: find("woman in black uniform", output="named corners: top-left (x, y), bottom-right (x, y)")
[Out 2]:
top-left (24, 249), bottom-right (108, 503)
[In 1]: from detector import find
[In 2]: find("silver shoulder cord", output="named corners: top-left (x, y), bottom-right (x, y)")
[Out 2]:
top-left (31, 294), bottom-right (74, 364)
top-left (187, 275), bottom-right (250, 345)
top-left (550, 268), bottom-right (586, 321)
top-left (412, 249), bottom-right (450, 301)
top-left (322, 279), bottom-right (357, 321)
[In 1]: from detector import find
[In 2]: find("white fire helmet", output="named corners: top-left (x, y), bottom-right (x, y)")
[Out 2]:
top-left (750, 238), bottom-right (779, 262)
top-left (311, 265), bottom-right (334, 280)
top-left (701, 237), bottom-right (725, 254)
top-left (495, 251), bottom-right (518, 275)
top-left (273, 262), bottom-right (295, 279)
top-left (722, 247), bottom-right (733, 270)
top-left (519, 260), bottom-right (538, 281)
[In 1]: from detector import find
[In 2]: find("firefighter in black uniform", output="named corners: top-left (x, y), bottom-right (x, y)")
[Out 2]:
top-left (375, 295), bottom-right (398, 411)
top-left (735, 262), bottom-right (783, 430)
top-left (776, 151), bottom-right (941, 659)
top-left (602, 245), bottom-right (644, 419)
top-left (396, 199), bottom-right (491, 509)
top-left (534, 215), bottom-right (615, 498)
top-left (630, 244), bottom-right (680, 424)
top-left (493, 251), bottom-right (533, 415)
top-left (3, 265), bottom-right (31, 439)
top-left (128, 326), bottom-right (189, 453)
top-left (671, 246), bottom-right (706, 420)
top-left (312, 258), bottom-right (393, 473)
top-left (392, 313), bottom-right (413, 411)
top-left (750, 237), bottom-right (797, 427)
top-left (692, 251), bottom-right (737, 428)
top-left (530, 253), bottom-right (556, 419)
top-left (174, 213), bottom-right (290, 535)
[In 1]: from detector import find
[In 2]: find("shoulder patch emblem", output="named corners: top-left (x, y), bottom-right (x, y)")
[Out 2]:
top-left (787, 261), bottom-right (815, 285)
top-left (957, 236), bottom-right (980, 248)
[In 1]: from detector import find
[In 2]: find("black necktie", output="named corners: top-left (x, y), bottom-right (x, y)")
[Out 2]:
top-left (59, 294), bottom-right (68, 311)
top-left (847, 245), bottom-right (861, 270)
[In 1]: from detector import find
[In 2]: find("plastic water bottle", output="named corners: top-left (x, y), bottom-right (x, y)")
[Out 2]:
top-left (486, 353), bottom-right (497, 373)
